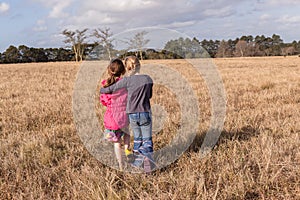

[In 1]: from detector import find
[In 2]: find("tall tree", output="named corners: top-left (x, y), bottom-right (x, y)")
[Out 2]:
top-left (62, 28), bottom-right (88, 62)
top-left (281, 46), bottom-right (296, 56)
top-left (18, 45), bottom-right (31, 62)
top-left (184, 37), bottom-right (207, 58)
top-left (93, 28), bottom-right (114, 60)
top-left (226, 39), bottom-right (235, 57)
top-left (127, 31), bottom-right (150, 60)
top-left (291, 40), bottom-right (300, 54)
top-left (164, 37), bottom-right (185, 58)
top-left (234, 37), bottom-right (256, 57)
top-left (32, 48), bottom-right (48, 62)
top-left (234, 40), bottom-right (247, 57)
top-left (58, 48), bottom-right (73, 61)
top-left (216, 40), bottom-right (230, 58)
top-left (164, 37), bottom-right (208, 58)
top-left (240, 35), bottom-right (254, 43)
top-left (200, 39), bottom-right (219, 58)
top-left (271, 34), bottom-right (283, 45)
top-left (3, 45), bottom-right (20, 63)
top-left (271, 34), bottom-right (283, 56)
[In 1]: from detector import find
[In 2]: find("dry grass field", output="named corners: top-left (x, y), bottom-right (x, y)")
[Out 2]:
top-left (0, 57), bottom-right (299, 199)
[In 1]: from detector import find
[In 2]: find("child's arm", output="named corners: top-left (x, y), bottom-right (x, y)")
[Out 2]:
top-left (99, 80), bottom-right (110, 106)
top-left (100, 93), bottom-right (110, 106)
top-left (100, 77), bottom-right (128, 94)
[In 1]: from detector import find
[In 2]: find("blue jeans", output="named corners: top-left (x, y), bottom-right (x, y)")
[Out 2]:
top-left (129, 112), bottom-right (153, 167)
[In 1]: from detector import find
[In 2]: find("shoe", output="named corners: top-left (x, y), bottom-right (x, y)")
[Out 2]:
top-left (125, 149), bottom-right (134, 163)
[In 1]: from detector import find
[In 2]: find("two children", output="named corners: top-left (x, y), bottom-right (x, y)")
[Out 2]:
top-left (100, 56), bottom-right (154, 173)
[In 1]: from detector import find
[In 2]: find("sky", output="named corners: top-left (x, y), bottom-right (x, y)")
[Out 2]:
top-left (1, 0), bottom-right (300, 52)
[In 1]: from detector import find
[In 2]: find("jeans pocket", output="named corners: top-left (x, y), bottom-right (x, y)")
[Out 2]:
top-left (139, 112), bottom-right (151, 126)
top-left (129, 113), bottom-right (138, 121)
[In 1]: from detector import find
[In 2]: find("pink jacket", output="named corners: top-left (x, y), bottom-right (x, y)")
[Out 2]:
top-left (100, 78), bottom-right (128, 130)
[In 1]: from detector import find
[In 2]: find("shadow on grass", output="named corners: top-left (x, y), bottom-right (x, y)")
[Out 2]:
top-left (154, 126), bottom-right (262, 199)
top-left (124, 126), bottom-right (261, 174)
top-left (189, 125), bottom-right (261, 153)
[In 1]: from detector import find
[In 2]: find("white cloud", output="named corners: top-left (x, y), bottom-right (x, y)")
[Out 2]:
top-left (60, 0), bottom-right (243, 33)
top-left (257, 14), bottom-right (273, 26)
top-left (267, 0), bottom-right (300, 6)
top-left (70, 10), bottom-right (122, 27)
top-left (260, 14), bottom-right (271, 21)
top-left (0, 2), bottom-right (9, 13)
top-left (80, 0), bottom-right (158, 12)
top-left (48, 0), bottom-right (72, 18)
top-left (202, 6), bottom-right (235, 18)
top-left (32, 0), bottom-right (73, 18)
top-left (33, 19), bottom-right (48, 32)
top-left (37, 19), bottom-right (45, 25)
top-left (277, 15), bottom-right (300, 24)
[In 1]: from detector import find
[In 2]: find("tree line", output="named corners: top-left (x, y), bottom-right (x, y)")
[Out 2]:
top-left (1, 29), bottom-right (300, 64)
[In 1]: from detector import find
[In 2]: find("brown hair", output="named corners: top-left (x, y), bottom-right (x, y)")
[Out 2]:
top-left (124, 56), bottom-right (141, 76)
top-left (103, 59), bottom-right (126, 88)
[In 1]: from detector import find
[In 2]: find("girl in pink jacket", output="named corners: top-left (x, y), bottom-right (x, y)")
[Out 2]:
top-left (100, 58), bottom-right (132, 170)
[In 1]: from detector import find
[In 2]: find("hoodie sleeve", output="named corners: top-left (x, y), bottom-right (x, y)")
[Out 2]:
top-left (100, 80), bottom-right (111, 107)
top-left (100, 94), bottom-right (111, 106)
top-left (100, 77), bottom-right (127, 94)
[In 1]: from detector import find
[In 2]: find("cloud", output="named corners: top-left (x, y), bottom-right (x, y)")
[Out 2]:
top-left (277, 15), bottom-right (300, 25)
top-left (48, 0), bottom-right (73, 18)
top-left (260, 14), bottom-right (271, 21)
top-left (59, 0), bottom-right (243, 33)
top-left (267, 0), bottom-right (300, 6)
top-left (202, 6), bottom-right (235, 18)
top-left (32, 0), bottom-right (73, 18)
top-left (79, 0), bottom-right (159, 12)
top-left (0, 2), bottom-right (9, 13)
top-left (69, 10), bottom-right (122, 27)
top-left (33, 20), bottom-right (48, 32)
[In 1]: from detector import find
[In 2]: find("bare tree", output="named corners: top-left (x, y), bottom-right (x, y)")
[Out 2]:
top-left (62, 29), bottom-right (88, 62)
top-left (216, 40), bottom-right (230, 58)
top-left (93, 28), bottom-right (114, 60)
top-left (282, 46), bottom-right (296, 56)
top-left (234, 40), bottom-right (247, 57)
top-left (127, 31), bottom-right (150, 60)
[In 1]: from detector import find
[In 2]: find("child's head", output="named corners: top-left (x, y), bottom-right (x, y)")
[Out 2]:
top-left (124, 56), bottom-right (140, 76)
top-left (104, 58), bottom-right (126, 87)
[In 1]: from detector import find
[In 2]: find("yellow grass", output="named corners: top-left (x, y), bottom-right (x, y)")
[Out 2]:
top-left (0, 57), bottom-right (299, 199)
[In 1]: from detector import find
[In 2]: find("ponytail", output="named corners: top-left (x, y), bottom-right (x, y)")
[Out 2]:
top-left (104, 75), bottom-right (117, 88)
top-left (103, 59), bottom-right (125, 87)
